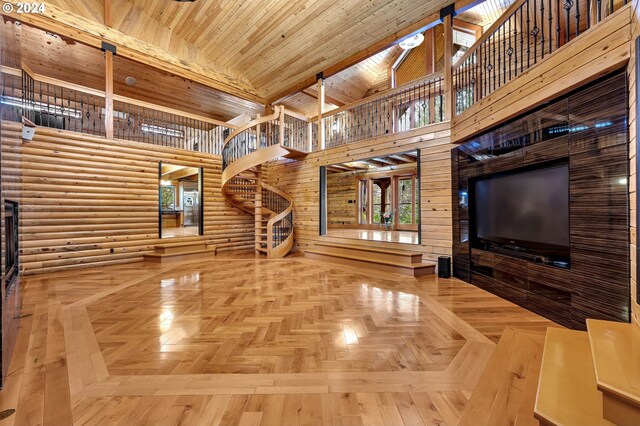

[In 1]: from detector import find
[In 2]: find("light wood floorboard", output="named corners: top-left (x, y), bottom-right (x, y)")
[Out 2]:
top-left (0, 252), bottom-right (558, 425)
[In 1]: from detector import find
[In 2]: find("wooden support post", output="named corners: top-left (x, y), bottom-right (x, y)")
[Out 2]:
top-left (255, 168), bottom-right (263, 254)
top-left (317, 76), bottom-right (326, 150)
top-left (105, 51), bottom-right (114, 139)
top-left (279, 105), bottom-right (285, 145)
top-left (104, 0), bottom-right (112, 27)
top-left (255, 113), bottom-right (261, 149)
top-left (443, 15), bottom-right (453, 121)
top-left (307, 122), bottom-right (313, 152)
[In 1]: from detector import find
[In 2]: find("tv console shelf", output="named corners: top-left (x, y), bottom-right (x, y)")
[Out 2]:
top-left (452, 72), bottom-right (630, 330)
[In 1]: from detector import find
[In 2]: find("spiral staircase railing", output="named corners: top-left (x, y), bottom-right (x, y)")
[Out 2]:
top-left (221, 105), bottom-right (309, 258)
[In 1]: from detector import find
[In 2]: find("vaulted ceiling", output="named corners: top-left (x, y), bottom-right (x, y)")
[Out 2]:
top-left (0, 19), bottom-right (264, 120)
top-left (41, 0), bottom-right (457, 100)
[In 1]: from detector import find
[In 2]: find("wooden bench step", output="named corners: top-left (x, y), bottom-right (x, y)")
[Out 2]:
top-left (587, 319), bottom-right (640, 426)
top-left (534, 328), bottom-right (613, 426)
top-left (153, 240), bottom-right (212, 254)
top-left (304, 247), bottom-right (434, 277)
top-left (315, 241), bottom-right (423, 264)
top-left (144, 247), bottom-right (216, 263)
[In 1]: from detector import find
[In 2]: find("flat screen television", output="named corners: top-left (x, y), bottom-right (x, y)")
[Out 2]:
top-left (472, 162), bottom-right (570, 267)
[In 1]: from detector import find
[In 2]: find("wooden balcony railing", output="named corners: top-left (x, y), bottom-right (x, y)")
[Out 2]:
top-left (453, 0), bottom-right (627, 115)
top-left (314, 73), bottom-right (445, 149)
top-left (1, 66), bottom-right (236, 155)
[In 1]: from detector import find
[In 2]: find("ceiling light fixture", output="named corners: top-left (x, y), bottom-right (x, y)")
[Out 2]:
top-left (399, 33), bottom-right (424, 50)
top-left (125, 76), bottom-right (137, 86)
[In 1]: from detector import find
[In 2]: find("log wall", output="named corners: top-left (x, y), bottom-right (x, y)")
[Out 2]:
top-left (1, 121), bottom-right (254, 275)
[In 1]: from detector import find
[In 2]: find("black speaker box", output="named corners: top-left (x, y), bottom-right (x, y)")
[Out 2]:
top-left (438, 256), bottom-right (451, 278)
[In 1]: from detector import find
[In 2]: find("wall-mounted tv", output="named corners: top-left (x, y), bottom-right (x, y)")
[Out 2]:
top-left (472, 162), bottom-right (570, 267)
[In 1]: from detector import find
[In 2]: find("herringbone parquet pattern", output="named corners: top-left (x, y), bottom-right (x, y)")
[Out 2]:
top-left (90, 259), bottom-right (465, 375)
top-left (0, 252), bottom-right (557, 425)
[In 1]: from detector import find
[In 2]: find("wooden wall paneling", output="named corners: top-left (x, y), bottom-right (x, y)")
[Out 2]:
top-left (452, 148), bottom-right (470, 280)
top-left (264, 122), bottom-right (454, 263)
top-left (327, 172), bottom-right (357, 226)
top-left (1, 122), bottom-right (255, 274)
top-left (493, 254), bottom-right (528, 307)
top-left (395, 40), bottom-right (428, 86)
top-left (527, 262), bottom-right (573, 327)
top-left (567, 72), bottom-right (630, 327)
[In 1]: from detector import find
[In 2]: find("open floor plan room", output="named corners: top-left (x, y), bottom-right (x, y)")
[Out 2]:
top-left (0, 0), bottom-right (639, 424)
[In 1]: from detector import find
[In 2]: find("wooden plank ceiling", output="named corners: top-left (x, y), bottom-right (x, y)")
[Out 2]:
top-left (41, 0), bottom-right (457, 101)
top-left (456, 0), bottom-right (515, 29)
top-left (279, 46), bottom-right (400, 116)
top-left (0, 19), bottom-right (264, 121)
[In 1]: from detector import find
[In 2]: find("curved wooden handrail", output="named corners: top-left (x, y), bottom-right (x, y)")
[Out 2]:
top-left (221, 106), bottom-right (309, 259)
top-left (222, 106), bottom-right (282, 148)
top-left (452, 0), bottom-right (528, 69)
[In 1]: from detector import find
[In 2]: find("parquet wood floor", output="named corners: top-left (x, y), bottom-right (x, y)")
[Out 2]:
top-left (0, 252), bottom-right (558, 425)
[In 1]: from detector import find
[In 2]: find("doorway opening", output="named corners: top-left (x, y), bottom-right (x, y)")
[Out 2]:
top-left (322, 150), bottom-right (420, 245)
top-left (159, 163), bottom-right (204, 239)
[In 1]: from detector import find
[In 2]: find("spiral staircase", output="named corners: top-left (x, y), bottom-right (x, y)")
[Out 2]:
top-left (221, 106), bottom-right (312, 258)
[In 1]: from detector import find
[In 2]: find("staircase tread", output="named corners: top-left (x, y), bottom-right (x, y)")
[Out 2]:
top-left (304, 247), bottom-right (434, 269)
top-left (316, 241), bottom-right (423, 256)
top-left (458, 327), bottom-right (546, 426)
top-left (587, 319), bottom-right (640, 407)
top-left (534, 328), bottom-right (614, 426)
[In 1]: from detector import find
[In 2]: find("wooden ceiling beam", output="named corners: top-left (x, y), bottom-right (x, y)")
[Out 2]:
top-left (266, 0), bottom-right (482, 105)
top-left (389, 154), bottom-right (416, 163)
top-left (373, 157), bottom-right (399, 165)
top-left (300, 89), bottom-right (345, 107)
top-left (2, 1), bottom-right (266, 104)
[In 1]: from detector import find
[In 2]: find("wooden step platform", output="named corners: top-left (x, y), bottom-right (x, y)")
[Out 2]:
top-left (304, 242), bottom-right (435, 277)
top-left (534, 328), bottom-right (613, 426)
top-left (144, 240), bottom-right (216, 263)
top-left (459, 327), bottom-right (547, 426)
top-left (587, 319), bottom-right (640, 426)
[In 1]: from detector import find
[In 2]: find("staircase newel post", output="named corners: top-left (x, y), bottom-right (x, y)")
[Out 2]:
top-left (255, 168), bottom-right (263, 255)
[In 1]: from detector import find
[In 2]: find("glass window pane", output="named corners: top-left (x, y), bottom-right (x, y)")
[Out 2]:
top-left (399, 203), bottom-right (412, 224)
top-left (373, 205), bottom-right (382, 223)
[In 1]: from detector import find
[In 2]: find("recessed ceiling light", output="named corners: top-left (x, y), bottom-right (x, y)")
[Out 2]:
top-left (125, 76), bottom-right (137, 86)
top-left (399, 33), bottom-right (424, 50)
